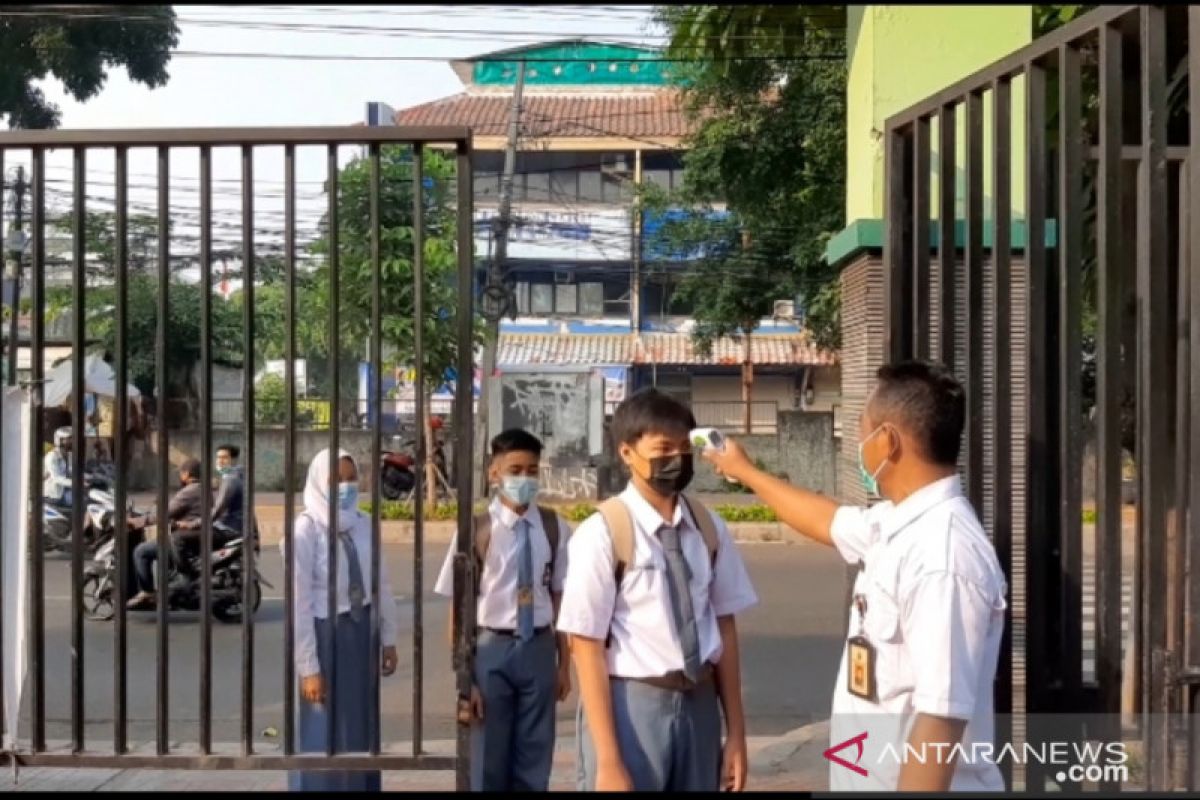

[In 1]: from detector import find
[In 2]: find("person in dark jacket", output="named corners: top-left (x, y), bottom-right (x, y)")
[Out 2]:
top-left (127, 458), bottom-right (208, 610)
top-left (213, 444), bottom-right (247, 546)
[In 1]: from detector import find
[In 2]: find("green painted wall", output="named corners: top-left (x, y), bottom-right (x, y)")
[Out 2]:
top-left (473, 43), bottom-right (671, 87)
top-left (846, 5), bottom-right (1033, 224)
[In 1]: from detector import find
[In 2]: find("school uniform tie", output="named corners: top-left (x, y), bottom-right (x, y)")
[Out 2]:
top-left (516, 518), bottom-right (535, 640)
top-left (659, 524), bottom-right (702, 682)
top-left (339, 530), bottom-right (366, 623)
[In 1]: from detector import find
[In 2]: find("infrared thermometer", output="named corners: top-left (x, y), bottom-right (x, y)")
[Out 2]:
top-left (690, 428), bottom-right (739, 483)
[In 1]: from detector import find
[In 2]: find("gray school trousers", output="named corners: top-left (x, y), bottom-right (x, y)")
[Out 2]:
top-left (577, 676), bottom-right (722, 791)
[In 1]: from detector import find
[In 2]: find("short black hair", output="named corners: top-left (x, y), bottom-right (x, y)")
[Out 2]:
top-left (217, 443), bottom-right (240, 460)
top-left (868, 360), bottom-right (966, 466)
top-left (491, 428), bottom-right (543, 458)
top-left (611, 388), bottom-right (696, 446)
top-left (180, 457), bottom-right (204, 480)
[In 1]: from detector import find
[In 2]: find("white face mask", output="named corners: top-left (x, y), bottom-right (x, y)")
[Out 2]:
top-left (499, 475), bottom-right (539, 507)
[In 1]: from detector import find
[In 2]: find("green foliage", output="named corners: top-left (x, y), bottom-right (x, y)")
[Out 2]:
top-left (645, 5), bottom-right (846, 351)
top-left (305, 146), bottom-right (482, 394)
top-left (0, 6), bottom-right (179, 128)
top-left (255, 373), bottom-right (287, 426)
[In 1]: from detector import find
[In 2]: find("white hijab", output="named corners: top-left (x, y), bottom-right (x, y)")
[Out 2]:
top-left (303, 447), bottom-right (361, 534)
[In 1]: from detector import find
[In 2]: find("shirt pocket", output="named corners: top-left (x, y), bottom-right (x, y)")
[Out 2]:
top-left (863, 580), bottom-right (907, 701)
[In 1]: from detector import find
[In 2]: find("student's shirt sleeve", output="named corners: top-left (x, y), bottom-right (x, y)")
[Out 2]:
top-left (432, 533), bottom-right (458, 598)
top-left (284, 515), bottom-right (322, 678)
top-left (550, 515), bottom-right (570, 593)
top-left (555, 514), bottom-right (615, 641)
top-left (709, 513), bottom-right (758, 617)
top-left (829, 505), bottom-right (881, 565)
top-left (901, 571), bottom-right (1000, 719)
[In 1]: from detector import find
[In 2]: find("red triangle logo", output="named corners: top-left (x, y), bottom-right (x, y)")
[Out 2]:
top-left (823, 731), bottom-right (869, 777)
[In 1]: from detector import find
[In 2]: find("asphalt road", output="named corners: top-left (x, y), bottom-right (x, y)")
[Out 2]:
top-left (20, 542), bottom-right (849, 750)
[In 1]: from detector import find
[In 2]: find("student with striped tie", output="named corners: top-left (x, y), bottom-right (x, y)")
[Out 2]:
top-left (434, 429), bottom-right (572, 791)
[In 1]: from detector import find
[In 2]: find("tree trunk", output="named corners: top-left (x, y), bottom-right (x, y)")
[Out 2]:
top-left (424, 384), bottom-right (438, 510)
top-left (742, 331), bottom-right (754, 434)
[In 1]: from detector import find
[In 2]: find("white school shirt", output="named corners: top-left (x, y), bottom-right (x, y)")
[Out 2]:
top-left (283, 511), bottom-right (400, 679)
top-left (433, 497), bottom-right (570, 630)
top-left (556, 484), bottom-right (758, 679)
top-left (826, 476), bottom-right (1008, 792)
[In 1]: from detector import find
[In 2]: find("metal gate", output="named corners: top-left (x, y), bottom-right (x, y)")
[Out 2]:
top-left (0, 126), bottom-right (480, 787)
top-left (882, 5), bottom-right (1198, 790)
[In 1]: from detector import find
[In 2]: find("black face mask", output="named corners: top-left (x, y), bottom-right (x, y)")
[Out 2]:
top-left (644, 453), bottom-right (695, 496)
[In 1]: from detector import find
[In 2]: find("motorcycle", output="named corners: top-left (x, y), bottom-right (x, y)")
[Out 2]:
top-left (83, 526), bottom-right (272, 624)
top-left (379, 436), bottom-right (450, 501)
top-left (43, 474), bottom-right (123, 555)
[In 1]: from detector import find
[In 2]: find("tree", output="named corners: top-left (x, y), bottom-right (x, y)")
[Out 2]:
top-left (307, 145), bottom-right (480, 505)
top-left (1, 6), bottom-right (179, 128)
top-left (645, 5), bottom-right (846, 431)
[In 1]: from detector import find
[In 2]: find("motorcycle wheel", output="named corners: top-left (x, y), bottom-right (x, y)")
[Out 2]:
top-left (213, 580), bottom-right (263, 625)
top-left (83, 574), bottom-right (115, 622)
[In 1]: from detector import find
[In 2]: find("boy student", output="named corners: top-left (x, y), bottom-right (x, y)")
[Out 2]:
top-left (557, 388), bottom-right (758, 792)
top-left (433, 428), bottom-right (571, 792)
top-left (704, 361), bottom-right (1008, 792)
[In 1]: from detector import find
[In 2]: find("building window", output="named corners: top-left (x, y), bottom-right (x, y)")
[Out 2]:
top-left (579, 282), bottom-right (604, 316)
top-left (514, 282), bottom-right (530, 314)
top-left (578, 168), bottom-right (603, 203)
top-left (556, 282), bottom-right (578, 314)
top-left (530, 283), bottom-right (554, 314)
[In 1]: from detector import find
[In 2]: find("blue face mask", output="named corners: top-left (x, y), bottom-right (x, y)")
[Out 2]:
top-left (338, 482), bottom-right (359, 512)
top-left (499, 475), bottom-right (539, 508)
top-left (857, 425), bottom-right (890, 498)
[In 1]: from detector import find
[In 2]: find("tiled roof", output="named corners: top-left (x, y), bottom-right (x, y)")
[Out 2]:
top-left (393, 91), bottom-right (693, 140)
top-left (497, 332), bottom-right (837, 367)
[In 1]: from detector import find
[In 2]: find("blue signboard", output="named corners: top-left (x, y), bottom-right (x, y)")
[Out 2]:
top-left (641, 208), bottom-right (733, 262)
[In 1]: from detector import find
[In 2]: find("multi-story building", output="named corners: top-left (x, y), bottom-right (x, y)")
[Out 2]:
top-left (392, 39), bottom-right (840, 496)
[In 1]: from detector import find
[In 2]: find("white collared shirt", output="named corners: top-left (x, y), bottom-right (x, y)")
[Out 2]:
top-left (556, 484), bottom-right (759, 679)
top-left (282, 510), bottom-right (401, 678)
top-left (433, 497), bottom-right (570, 630)
top-left (826, 476), bottom-right (1008, 792)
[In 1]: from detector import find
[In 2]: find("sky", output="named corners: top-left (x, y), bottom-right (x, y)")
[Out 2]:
top-left (4, 4), bottom-right (662, 280)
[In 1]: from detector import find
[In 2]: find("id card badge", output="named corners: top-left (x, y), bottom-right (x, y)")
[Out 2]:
top-left (846, 634), bottom-right (878, 702)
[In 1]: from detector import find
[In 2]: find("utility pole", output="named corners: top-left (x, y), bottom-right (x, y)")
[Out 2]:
top-left (631, 149), bottom-right (643, 333)
top-left (6, 166), bottom-right (27, 386)
top-left (474, 60), bottom-right (526, 498)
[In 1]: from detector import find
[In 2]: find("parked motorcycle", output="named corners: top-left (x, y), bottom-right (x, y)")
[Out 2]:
top-left (379, 435), bottom-right (450, 501)
top-left (83, 528), bottom-right (271, 624)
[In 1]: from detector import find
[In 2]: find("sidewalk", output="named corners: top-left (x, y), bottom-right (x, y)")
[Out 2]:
top-left (2, 725), bottom-right (831, 792)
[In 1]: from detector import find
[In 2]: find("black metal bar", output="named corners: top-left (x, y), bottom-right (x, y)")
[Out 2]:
top-left (0, 752), bottom-right (457, 771)
top-left (1138, 6), bottom-right (1171, 789)
top-left (990, 75), bottom-right (1013, 790)
top-left (883, 124), bottom-right (912, 363)
top-left (912, 115), bottom-right (931, 359)
top-left (199, 144), bottom-right (214, 755)
top-left (368, 142), bottom-right (383, 757)
top-left (155, 144), bottom-right (170, 756)
top-left (1023, 58), bottom-right (1051, 790)
top-left (28, 148), bottom-right (46, 753)
top-left (411, 144), bottom-right (426, 756)
top-left (453, 141), bottom-right (476, 793)
top-left (938, 104), bottom-right (957, 368)
top-left (1188, 9), bottom-right (1200, 791)
top-left (326, 142), bottom-right (341, 758)
top-left (0, 146), bottom-right (4, 758)
top-left (113, 145), bottom-right (129, 755)
top-left (0, 126), bottom-right (473, 148)
top-left (283, 143), bottom-right (297, 757)
top-left (1057, 42), bottom-right (1084, 709)
top-left (884, 5), bottom-right (1137, 126)
top-left (69, 146), bottom-right (87, 754)
top-left (1095, 18), bottom-right (1125, 745)
top-left (1175, 155), bottom-right (1191, 701)
top-left (240, 144), bottom-right (257, 756)
top-left (964, 91), bottom-right (984, 513)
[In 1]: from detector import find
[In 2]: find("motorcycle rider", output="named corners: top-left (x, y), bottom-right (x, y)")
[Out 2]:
top-left (213, 443), bottom-right (249, 548)
top-left (44, 427), bottom-right (75, 507)
top-left (127, 457), bottom-right (208, 611)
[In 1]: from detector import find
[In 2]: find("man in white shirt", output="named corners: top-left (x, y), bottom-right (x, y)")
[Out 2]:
top-left (558, 389), bottom-right (758, 792)
top-left (704, 361), bottom-right (1008, 792)
top-left (434, 429), bottom-right (571, 792)
top-left (44, 427), bottom-right (74, 505)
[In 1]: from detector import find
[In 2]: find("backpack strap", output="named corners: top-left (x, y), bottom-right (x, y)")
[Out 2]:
top-left (597, 498), bottom-right (636, 649)
top-left (537, 505), bottom-right (561, 585)
top-left (680, 493), bottom-right (720, 569)
top-left (471, 509), bottom-right (492, 595)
